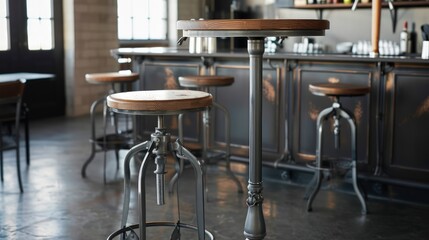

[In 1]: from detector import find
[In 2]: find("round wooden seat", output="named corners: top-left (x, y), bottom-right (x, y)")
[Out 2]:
top-left (107, 90), bottom-right (212, 115)
top-left (178, 75), bottom-right (234, 88)
top-left (85, 72), bottom-right (139, 84)
top-left (309, 83), bottom-right (370, 97)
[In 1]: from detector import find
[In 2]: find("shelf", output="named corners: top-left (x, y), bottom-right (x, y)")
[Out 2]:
top-left (293, 1), bottom-right (429, 9)
top-left (289, 1), bottom-right (429, 32)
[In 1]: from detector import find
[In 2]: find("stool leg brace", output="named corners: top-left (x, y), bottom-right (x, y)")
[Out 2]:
top-left (212, 101), bottom-right (243, 193)
top-left (169, 101), bottom-right (243, 194)
top-left (82, 91), bottom-right (121, 183)
top-left (121, 115), bottom-right (208, 239)
top-left (306, 101), bottom-right (367, 214)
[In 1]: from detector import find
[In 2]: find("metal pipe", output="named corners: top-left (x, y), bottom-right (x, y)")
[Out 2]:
top-left (371, 0), bottom-right (382, 56)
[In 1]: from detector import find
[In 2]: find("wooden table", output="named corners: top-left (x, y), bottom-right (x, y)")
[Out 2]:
top-left (177, 19), bottom-right (329, 240)
top-left (0, 72), bottom-right (54, 83)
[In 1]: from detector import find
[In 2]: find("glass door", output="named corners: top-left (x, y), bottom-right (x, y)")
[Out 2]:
top-left (0, 0), bottom-right (64, 118)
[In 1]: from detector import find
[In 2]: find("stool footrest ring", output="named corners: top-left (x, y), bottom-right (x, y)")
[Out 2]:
top-left (107, 221), bottom-right (215, 240)
top-left (306, 159), bottom-right (353, 171)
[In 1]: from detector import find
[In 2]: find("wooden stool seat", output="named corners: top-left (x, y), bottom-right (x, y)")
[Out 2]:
top-left (309, 83), bottom-right (370, 97)
top-left (178, 75), bottom-right (234, 88)
top-left (85, 72), bottom-right (139, 84)
top-left (107, 90), bottom-right (212, 113)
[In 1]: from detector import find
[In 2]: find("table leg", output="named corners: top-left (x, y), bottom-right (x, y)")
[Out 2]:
top-left (244, 38), bottom-right (266, 240)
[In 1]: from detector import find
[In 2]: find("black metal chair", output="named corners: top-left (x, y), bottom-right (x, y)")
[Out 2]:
top-left (0, 80), bottom-right (26, 193)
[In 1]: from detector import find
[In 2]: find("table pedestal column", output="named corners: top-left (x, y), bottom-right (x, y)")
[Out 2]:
top-left (244, 38), bottom-right (266, 240)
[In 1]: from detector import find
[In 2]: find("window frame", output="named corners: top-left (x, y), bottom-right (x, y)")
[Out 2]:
top-left (0, 0), bottom-right (11, 51)
top-left (117, 0), bottom-right (169, 47)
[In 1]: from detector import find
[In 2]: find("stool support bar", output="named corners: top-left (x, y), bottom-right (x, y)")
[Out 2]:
top-left (120, 115), bottom-right (209, 239)
top-left (306, 102), bottom-right (367, 214)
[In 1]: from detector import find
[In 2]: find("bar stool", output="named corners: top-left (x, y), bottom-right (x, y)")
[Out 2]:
top-left (81, 71), bottom-right (139, 183)
top-left (169, 75), bottom-right (243, 194)
top-left (106, 90), bottom-right (214, 240)
top-left (306, 83), bottom-right (369, 214)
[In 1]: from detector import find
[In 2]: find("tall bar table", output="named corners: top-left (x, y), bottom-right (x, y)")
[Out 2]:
top-left (177, 19), bottom-right (329, 240)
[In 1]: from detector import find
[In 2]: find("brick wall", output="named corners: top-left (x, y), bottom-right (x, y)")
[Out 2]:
top-left (64, 0), bottom-right (202, 116)
top-left (64, 0), bottom-right (119, 116)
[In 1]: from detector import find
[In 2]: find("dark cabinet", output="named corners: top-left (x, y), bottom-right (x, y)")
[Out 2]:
top-left (212, 59), bottom-right (286, 160)
top-left (133, 56), bottom-right (287, 162)
top-left (384, 64), bottom-right (429, 182)
top-left (114, 47), bottom-right (429, 186)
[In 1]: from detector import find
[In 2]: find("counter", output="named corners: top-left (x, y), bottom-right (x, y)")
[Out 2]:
top-left (112, 47), bottom-right (429, 187)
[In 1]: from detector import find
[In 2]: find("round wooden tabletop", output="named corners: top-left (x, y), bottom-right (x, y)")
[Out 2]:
top-left (85, 72), bottom-right (139, 84)
top-left (107, 89), bottom-right (212, 114)
top-left (179, 75), bottom-right (234, 87)
top-left (177, 19), bottom-right (329, 38)
top-left (309, 83), bottom-right (370, 97)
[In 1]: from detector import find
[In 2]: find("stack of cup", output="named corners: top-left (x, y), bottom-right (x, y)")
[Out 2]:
top-left (422, 41), bottom-right (429, 59)
top-left (188, 18), bottom-right (217, 54)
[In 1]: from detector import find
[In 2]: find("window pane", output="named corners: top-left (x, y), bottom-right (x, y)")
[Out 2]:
top-left (117, 0), bottom-right (132, 18)
top-left (149, 20), bottom-right (166, 39)
top-left (39, 0), bottom-right (52, 18)
top-left (132, 0), bottom-right (147, 17)
top-left (27, 19), bottom-right (53, 50)
top-left (118, 17), bottom-right (132, 39)
top-left (27, 19), bottom-right (40, 50)
top-left (27, 0), bottom-right (52, 18)
top-left (0, 19), bottom-right (9, 51)
top-left (117, 0), bottom-right (167, 41)
top-left (40, 19), bottom-right (53, 49)
top-left (149, 0), bottom-right (166, 19)
top-left (26, 0), bottom-right (53, 50)
top-left (0, 0), bottom-right (8, 51)
top-left (0, 0), bottom-right (7, 17)
top-left (133, 18), bottom-right (148, 39)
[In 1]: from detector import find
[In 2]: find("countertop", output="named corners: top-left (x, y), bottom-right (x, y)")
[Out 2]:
top-left (112, 47), bottom-right (429, 64)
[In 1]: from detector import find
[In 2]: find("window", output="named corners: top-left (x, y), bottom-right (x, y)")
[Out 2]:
top-left (0, 0), bottom-right (9, 51)
top-left (0, 0), bottom-right (54, 51)
top-left (117, 0), bottom-right (168, 42)
top-left (26, 0), bottom-right (54, 50)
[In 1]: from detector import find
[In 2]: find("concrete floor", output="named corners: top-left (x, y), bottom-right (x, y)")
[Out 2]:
top-left (1, 116), bottom-right (429, 240)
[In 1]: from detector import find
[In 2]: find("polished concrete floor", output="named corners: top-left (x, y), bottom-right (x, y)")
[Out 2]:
top-left (1, 116), bottom-right (429, 239)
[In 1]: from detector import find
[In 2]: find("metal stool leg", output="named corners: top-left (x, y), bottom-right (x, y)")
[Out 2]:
top-left (81, 97), bottom-right (105, 178)
top-left (168, 114), bottom-right (184, 193)
top-left (0, 124), bottom-right (3, 182)
top-left (137, 142), bottom-right (156, 240)
top-left (121, 140), bottom-right (154, 228)
top-left (135, 116), bottom-right (207, 240)
top-left (174, 141), bottom-right (206, 240)
top-left (306, 107), bottom-right (332, 212)
top-left (339, 108), bottom-right (368, 215)
top-left (213, 101), bottom-right (243, 193)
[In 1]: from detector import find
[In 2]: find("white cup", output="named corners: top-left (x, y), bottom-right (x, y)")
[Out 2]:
top-left (207, 37), bottom-right (216, 53)
top-left (422, 41), bottom-right (429, 59)
top-left (189, 37), bottom-right (196, 54)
